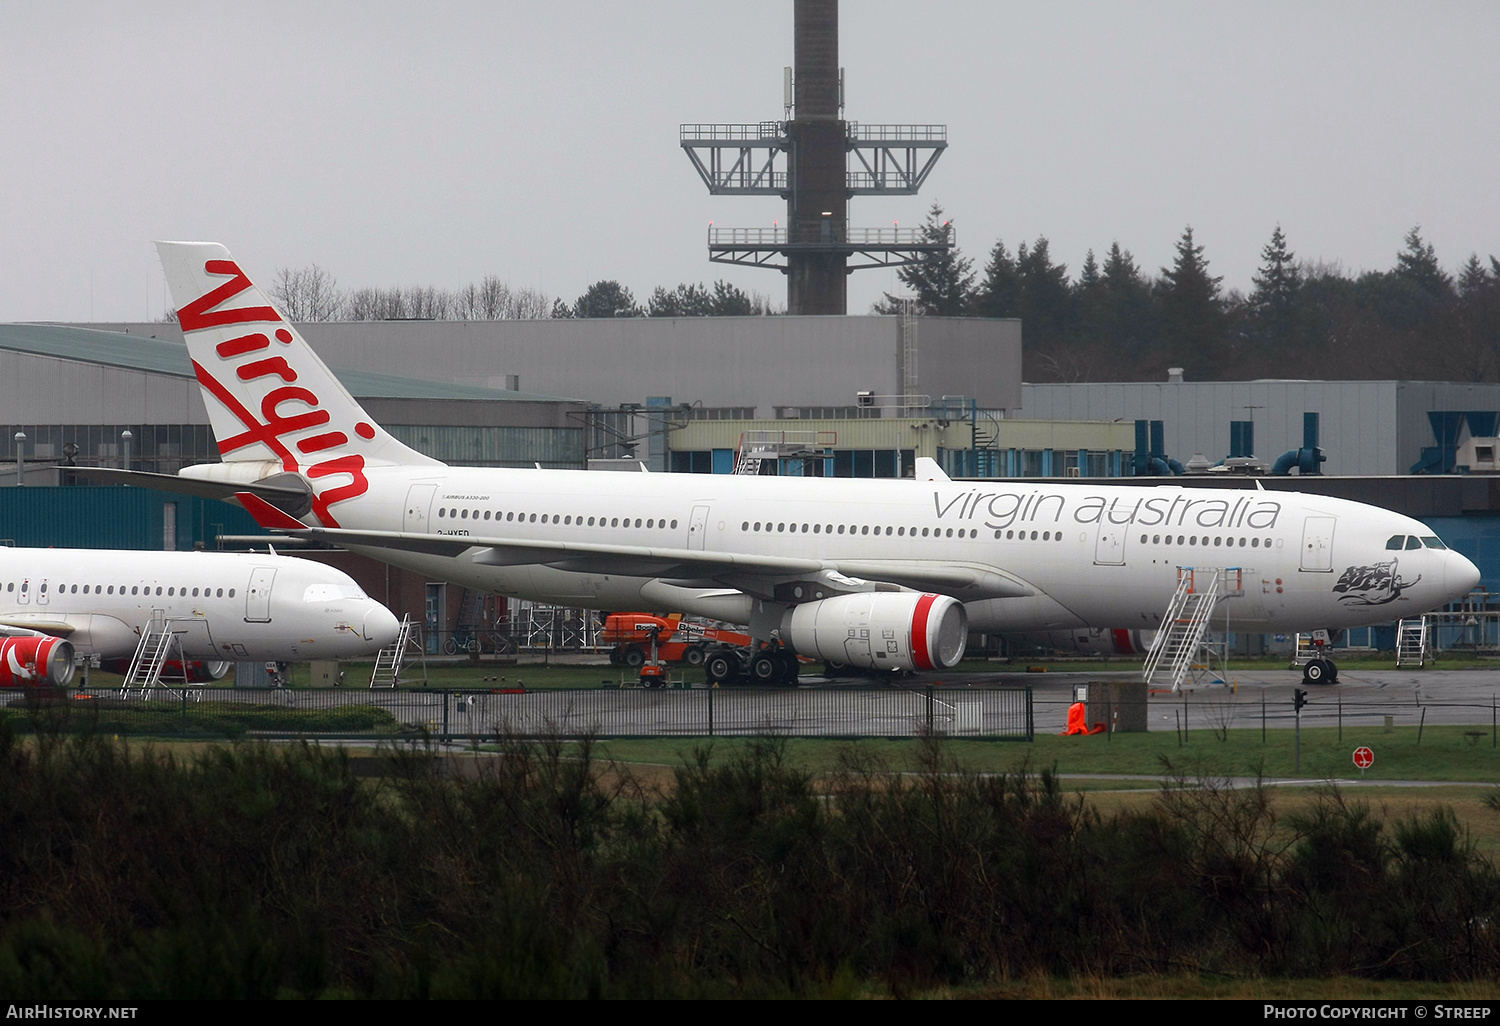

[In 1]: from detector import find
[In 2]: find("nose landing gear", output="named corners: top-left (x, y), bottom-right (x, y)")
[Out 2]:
top-left (1301, 657), bottom-right (1338, 685)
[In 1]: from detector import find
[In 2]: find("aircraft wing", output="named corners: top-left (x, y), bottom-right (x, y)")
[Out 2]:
top-left (74, 467), bottom-right (313, 513)
top-left (0, 618), bottom-right (74, 639)
top-left (282, 526), bottom-right (1034, 601)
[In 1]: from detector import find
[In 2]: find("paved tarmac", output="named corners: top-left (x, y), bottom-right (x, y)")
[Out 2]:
top-left (917, 664), bottom-right (1500, 735)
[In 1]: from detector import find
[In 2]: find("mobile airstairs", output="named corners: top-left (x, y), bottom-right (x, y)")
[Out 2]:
top-left (1395, 618), bottom-right (1428, 668)
top-left (1143, 568), bottom-right (1243, 692)
top-left (122, 611), bottom-right (198, 699)
top-left (370, 613), bottom-right (426, 688)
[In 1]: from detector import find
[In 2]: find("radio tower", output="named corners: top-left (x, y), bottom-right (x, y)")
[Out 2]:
top-left (680, 0), bottom-right (950, 315)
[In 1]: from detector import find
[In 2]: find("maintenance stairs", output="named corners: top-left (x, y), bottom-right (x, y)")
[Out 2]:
top-left (122, 611), bottom-right (194, 699)
top-left (731, 430), bottom-right (832, 476)
top-left (1396, 618), bottom-right (1428, 667)
top-left (452, 587), bottom-right (487, 653)
top-left (370, 613), bottom-right (425, 687)
top-left (1143, 568), bottom-right (1240, 692)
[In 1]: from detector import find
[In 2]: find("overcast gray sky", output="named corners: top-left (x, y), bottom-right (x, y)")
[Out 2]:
top-left (3, 1), bottom-right (1496, 322)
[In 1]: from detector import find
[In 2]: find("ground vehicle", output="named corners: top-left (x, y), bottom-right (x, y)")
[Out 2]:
top-left (601, 613), bottom-right (751, 668)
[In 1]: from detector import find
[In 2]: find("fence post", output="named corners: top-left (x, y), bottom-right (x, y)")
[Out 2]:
top-left (442, 690), bottom-right (449, 741)
top-left (926, 686), bottom-right (934, 735)
top-left (708, 683), bottom-right (714, 737)
top-left (182, 689), bottom-right (188, 732)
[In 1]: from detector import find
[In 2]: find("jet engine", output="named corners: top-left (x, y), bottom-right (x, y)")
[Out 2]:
top-left (0, 637), bottom-right (76, 687)
top-left (781, 592), bottom-right (967, 672)
top-left (1007, 628), bottom-right (1155, 657)
top-left (98, 659), bottom-right (233, 683)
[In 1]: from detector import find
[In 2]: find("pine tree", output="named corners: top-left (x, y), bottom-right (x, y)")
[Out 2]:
top-left (1395, 226), bottom-right (1453, 299)
top-left (572, 281), bottom-right (640, 318)
top-left (1097, 242), bottom-right (1154, 361)
top-left (1078, 249), bottom-right (1100, 292)
top-left (1156, 226), bottom-right (1225, 375)
top-left (1251, 225), bottom-right (1301, 314)
top-left (878, 203), bottom-right (975, 315)
top-left (1458, 254), bottom-right (1492, 298)
top-left (1015, 236), bottom-right (1073, 344)
top-left (972, 240), bottom-right (1020, 318)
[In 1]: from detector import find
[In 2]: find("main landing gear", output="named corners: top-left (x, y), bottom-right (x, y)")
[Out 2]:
top-left (703, 644), bottom-right (800, 687)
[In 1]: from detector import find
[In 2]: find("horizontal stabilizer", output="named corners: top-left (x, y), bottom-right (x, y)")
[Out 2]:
top-left (74, 467), bottom-right (313, 518)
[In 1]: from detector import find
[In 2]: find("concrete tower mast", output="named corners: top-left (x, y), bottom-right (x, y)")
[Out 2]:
top-left (680, 0), bottom-right (950, 315)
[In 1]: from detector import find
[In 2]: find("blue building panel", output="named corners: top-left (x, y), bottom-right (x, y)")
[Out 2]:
top-left (0, 487), bottom-right (269, 550)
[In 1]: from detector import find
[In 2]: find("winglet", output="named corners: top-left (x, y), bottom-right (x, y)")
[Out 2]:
top-left (235, 491), bottom-right (310, 532)
top-left (914, 456), bottom-right (951, 483)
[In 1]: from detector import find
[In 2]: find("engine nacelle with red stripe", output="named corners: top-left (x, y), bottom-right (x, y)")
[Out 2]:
top-left (1008, 628), bottom-right (1155, 657)
top-left (781, 592), bottom-right (967, 672)
top-left (0, 637), bottom-right (76, 688)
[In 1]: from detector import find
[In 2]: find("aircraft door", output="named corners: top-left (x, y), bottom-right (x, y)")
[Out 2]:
top-left (245, 568), bottom-right (276, 622)
top-left (36, 579), bottom-right (49, 606)
top-left (688, 505), bottom-right (710, 551)
top-left (1300, 516), bottom-right (1336, 572)
top-left (1093, 524), bottom-right (1127, 566)
top-left (17, 578), bottom-right (29, 605)
top-left (404, 484), bottom-right (438, 533)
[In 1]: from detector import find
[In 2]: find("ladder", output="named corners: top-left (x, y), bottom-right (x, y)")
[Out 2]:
top-left (370, 614), bottom-right (424, 687)
top-left (1396, 618), bottom-right (1428, 668)
top-left (452, 587), bottom-right (486, 653)
top-left (732, 436), bottom-right (779, 475)
top-left (122, 611), bottom-right (191, 698)
top-left (1143, 568), bottom-right (1223, 693)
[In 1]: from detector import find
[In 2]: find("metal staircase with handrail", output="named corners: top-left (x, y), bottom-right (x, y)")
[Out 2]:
top-left (1143, 568), bottom-right (1234, 693)
top-left (122, 611), bottom-right (192, 698)
top-left (370, 613), bottom-right (424, 688)
top-left (1396, 618), bottom-right (1428, 668)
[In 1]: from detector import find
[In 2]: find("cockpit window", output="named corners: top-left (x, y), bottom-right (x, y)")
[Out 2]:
top-left (1421, 536), bottom-right (1448, 550)
top-left (303, 584), bottom-right (367, 602)
top-left (1386, 535), bottom-right (1405, 550)
top-left (1405, 536), bottom-right (1423, 550)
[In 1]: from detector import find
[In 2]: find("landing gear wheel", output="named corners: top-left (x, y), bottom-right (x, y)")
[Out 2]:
top-left (749, 652), bottom-right (780, 684)
top-left (623, 647), bottom-right (646, 669)
top-left (705, 651), bottom-right (738, 685)
top-left (774, 651), bottom-right (799, 686)
top-left (682, 645), bottom-right (706, 668)
top-left (823, 660), bottom-right (849, 678)
top-left (1302, 658), bottom-right (1334, 685)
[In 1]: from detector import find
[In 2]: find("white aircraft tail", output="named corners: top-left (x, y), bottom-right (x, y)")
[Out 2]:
top-left (156, 242), bottom-right (442, 525)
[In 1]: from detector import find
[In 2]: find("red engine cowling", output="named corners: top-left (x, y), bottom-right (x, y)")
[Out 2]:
top-left (0, 637), bottom-right (76, 687)
top-left (781, 592), bottom-right (967, 672)
top-left (98, 659), bottom-right (232, 683)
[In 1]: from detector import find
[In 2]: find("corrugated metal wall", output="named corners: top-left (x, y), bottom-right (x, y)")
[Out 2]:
top-left (0, 487), bottom-right (268, 550)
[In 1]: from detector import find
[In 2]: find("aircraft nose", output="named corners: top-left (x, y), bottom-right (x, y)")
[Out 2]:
top-left (364, 603), bottom-right (401, 647)
top-left (1447, 551), bottom-right (1481, 600)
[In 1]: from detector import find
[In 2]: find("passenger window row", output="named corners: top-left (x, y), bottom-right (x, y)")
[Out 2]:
top-left (1140, 534), bottom-right (1271, 548)
top-left (741, 521), bottom-right (984, 539)
top-left (437, 507), bottom-right (678, 530)
top-left (3, 582), bottom-right (234, 598)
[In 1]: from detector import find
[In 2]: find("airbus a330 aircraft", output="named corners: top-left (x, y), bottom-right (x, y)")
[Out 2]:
top-left (0, 546), bottom-right (402, 687)
top-left (116, 242), bottom-right (1479, 684)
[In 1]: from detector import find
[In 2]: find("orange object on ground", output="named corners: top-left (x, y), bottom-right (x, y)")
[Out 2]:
top-left (1062, 702), bottom-right (1108, 735)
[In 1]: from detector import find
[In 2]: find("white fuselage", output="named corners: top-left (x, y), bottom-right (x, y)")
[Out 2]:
top-left (148, 240), bottom-right (1482, 643)
top-left (326, 466), bottom-right (1478, 635)
top-left (0, 548), bottom-right (401, 661)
